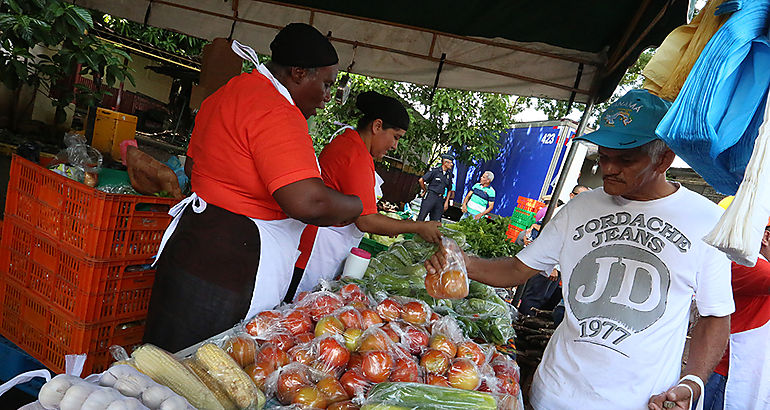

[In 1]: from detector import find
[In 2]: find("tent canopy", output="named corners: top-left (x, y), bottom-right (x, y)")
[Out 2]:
top-left (71, 0), bottom-right (688, 102)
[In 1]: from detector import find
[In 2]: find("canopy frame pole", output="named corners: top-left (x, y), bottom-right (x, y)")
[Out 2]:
top-left (541, 94), bottom-right (596, 227)
top-left (429, 53), bottom-right (447, 102)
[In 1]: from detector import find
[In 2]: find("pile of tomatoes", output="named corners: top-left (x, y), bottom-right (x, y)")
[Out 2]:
top-left (222, 284), bottom-right (520, 409)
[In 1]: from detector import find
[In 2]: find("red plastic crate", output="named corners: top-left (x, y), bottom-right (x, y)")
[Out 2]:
top-left (0, 216), bottom-right (156, 322)
top-left (5, 155), bottom-right (177, 260)
top-left (0, 281), bottom-right (145, 374)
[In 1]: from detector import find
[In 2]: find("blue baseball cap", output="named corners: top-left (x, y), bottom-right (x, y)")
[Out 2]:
top-left (576, 89), bottom-right (672, 149)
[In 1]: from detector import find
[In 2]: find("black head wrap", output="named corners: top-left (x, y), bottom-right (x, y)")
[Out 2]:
top-left (356, 91), bottom-right (410, 131)
top-left (270, 23), bottom-right (338, 68)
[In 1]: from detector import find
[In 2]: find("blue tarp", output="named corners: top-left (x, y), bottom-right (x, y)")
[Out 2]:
top-left (454, 124), bottom-right (572, 217)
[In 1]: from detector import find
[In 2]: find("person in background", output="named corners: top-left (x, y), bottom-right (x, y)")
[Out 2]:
top-left (461, 171), bottom-right (496, 220)
top-left (417, 154), bottom-right (455, 221)
top-left (143, 23), bottom-right (363, 352)
top-left (702, 211), bottom-right (770, 410)
top-left (425, 89), bottom-right (733, 409)
top-left (290, 91), bottom-right (442, 298)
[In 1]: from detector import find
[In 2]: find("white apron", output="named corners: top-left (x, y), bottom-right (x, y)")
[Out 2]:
top-left (295, 126), bottom-right (383, 295)
top-left (724, 318), bottom-right (770, 409)
top-left (154, 41), bottom-right (311, 319)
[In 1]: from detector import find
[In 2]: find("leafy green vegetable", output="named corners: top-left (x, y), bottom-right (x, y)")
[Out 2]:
top-left (451, 217), bottom-right (523, 258)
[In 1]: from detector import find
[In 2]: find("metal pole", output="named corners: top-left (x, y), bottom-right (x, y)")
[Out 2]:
top-left (541, 95), bottom-right (595, 227)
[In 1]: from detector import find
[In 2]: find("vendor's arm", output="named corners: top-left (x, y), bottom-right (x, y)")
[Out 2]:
top-left (356, 213), bottom-right (442, 243)
top-left (443, 190), bottom-right (453, 211)
top-left (460, 191), bottom-right (473, 213)
top-left (183, 156), bottom-right (194, 179)
top-left (648, 315), bottom-right (730, 410)
top-left (274, 178), bottom-right (362, 226)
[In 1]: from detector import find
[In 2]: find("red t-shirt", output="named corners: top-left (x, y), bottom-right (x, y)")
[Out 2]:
top-left (295, 129), bottom-right (377, 269)
top-left (187, 70), bottom-right (321, 220)
top-left (714, 257), bottom-right (770, 376)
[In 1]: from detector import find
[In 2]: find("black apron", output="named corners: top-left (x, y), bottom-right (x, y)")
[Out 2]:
top-left (143, 201), bottom-right (260, 352)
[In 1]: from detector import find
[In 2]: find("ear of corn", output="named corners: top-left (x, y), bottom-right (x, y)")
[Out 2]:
top-left (131, 344), bottom-right (224, 410)
top-left (183, 357), bottom-right (238, 410)
top-left (194, 343), bottom-right (263, 410)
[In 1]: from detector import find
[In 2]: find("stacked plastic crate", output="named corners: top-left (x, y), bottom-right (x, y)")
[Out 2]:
top-left (506, 196), bottom-right (546, 240)
top-left (0, 156), bottom-right (177, 374)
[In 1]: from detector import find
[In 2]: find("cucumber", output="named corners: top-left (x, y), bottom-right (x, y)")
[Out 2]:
top-left (365, 382), bottom-right (497, 410)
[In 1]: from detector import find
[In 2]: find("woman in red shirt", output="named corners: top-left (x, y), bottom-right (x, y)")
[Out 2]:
top-left (291, 91), bottom-right (441, 298)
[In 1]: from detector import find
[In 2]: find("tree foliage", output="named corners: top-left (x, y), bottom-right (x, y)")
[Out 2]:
top-left (98, 13), bottom-right (208, 59)
top-left (309, 72), bottom-right (525, 173)
top-left (0, 0), bottom-right (134, 123)
top-left (526, 49), bottom-right (655, 127)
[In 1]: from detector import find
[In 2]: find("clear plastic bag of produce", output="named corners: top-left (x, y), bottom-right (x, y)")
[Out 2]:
top-left (53, 133), bottom-right (103, 187)
top-left (425, 237), bottom-right (469, 299)
top-left (362, 382), bottom-right (499, 410)
top-left (264, 362), bottom-right (345, 407)
top-left (38, 374), bottom-right (151, 410)
top-left (189, 342), bottom-right (265, 409)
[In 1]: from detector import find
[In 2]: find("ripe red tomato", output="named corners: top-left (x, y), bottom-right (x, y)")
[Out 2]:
top-left (317, 337), bottom-right (351, 370)
top-left (359, 309), bottom-right (383, 328)
top-left (440, 270), bottom-right (469, 299)
top-left (376, 298), bottom-right (403, 322)
top-left (358, 330), bottom-right (390, 352)
top-left (257, 343), bottom-right (290, 369)
top-left (429, 334), bottom-right (457, 358)
top-left (420, 349), bottom-right (450, 375)
top-left (425, 373), bottom-right (450, 387)
top-left (362, 351), bottom-right (394, 383)
top-left (382, 326), bottom-right (400, 343)
top-left (283, 310), bottom-right (313, 336)
top-left (328, 400), bottom-right (360, 410)
top-left (456, 341), bottom-right (486, 366)
top-left (223, 334), bottom-right (257, 368)
top-left (401, 324), bottom-right (429, 355)
top-left (245, 310), bottom-right (281, 336)
top-left (339, 283), bottom-right (366, 303)
top-left (401, 301), bottom-right (429, 325)
top-left (347, 352), bottom-right (364, 372)
top-left (264, 332), bottom-right (295, 351)
top-left (244, 359), bottom-right (274, 389)
top-left (389, 357), bottom-right (420, 382)
top-left (339, 369), bottom-right (369, 397)
top-left (310, 294), bottom-right (344, 321)
top-left (295, 332), bottom-right (315, 344)
top-left (447, 358), bottom-right (481, 390)
top-left (288, 345), bottom-right (316, 366)
top-left (316, 376), bottom-right (350, 404)
top-left (276, 367), bottom-right (311, 404)
top-left (337, 308), bottom-right (362, 329)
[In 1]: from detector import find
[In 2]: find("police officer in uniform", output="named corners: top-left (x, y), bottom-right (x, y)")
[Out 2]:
top-left (417, 154), bottom-right (454, 221)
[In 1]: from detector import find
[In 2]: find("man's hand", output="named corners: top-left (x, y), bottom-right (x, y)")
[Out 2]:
top-left (648, 383), bottom-right (697, 410)
top-left (443, 202), bottom-right (449, 211)
top-left (461, 204), bottom-right (468, 213)
top-left (548, 269), bottom-right (559, 281)
top-left (473, 213), bottom-right (482, 220)
top-left (416, 221), bottom-right (442, 243)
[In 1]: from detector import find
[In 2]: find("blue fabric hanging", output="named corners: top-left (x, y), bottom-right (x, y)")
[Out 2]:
top-left (655, 0), bottom-right (770, 194)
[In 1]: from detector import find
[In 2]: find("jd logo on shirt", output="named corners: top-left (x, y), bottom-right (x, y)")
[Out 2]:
top-left (568, 244), bottom-right (670, 334)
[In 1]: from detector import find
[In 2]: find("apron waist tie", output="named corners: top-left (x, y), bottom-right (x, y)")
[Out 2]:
top-left (153, 193), bottom-right (208, 266)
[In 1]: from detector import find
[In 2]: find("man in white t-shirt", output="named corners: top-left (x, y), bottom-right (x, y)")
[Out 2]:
top-left (426, 89), bottom-right (734, 410)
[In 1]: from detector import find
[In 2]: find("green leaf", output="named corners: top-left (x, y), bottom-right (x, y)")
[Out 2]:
top-left (71, 5), bottom-right (93, 28)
